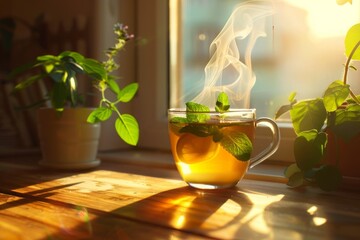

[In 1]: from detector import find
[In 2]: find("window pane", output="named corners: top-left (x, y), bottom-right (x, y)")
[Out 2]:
top-left (170, 0), bottom-right (360, 118)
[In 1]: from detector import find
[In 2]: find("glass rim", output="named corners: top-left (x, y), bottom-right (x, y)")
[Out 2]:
top-left (168, 108), bottom-right (256, 114)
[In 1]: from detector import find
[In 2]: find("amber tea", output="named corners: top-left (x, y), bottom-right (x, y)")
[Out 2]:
top-left (168, 109), bottom-right (280, 189)
top-left (169, 120), bottom-right (256, 189)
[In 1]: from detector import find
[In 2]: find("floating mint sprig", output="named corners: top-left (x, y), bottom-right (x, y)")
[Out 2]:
top-left (216, 92), bottom-right (230, 112)
top-left (172, 92), bottom-right (253, 161)
top-left (185, 102), bottom-right (210, 123)
top-left (221, 131), bottom-right (253, 161)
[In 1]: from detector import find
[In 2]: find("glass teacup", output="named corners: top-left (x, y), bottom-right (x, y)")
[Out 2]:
top-left (168, 109), bottom-right (280, 189)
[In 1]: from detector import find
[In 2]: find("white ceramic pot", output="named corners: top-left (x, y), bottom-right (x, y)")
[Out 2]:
top-left (37, 108), bottom-right (101, 170)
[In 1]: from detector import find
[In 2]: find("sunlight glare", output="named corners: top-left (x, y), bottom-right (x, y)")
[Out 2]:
top-left (169, 196), bottom-right (195, 229)
top-left (174, 215), bottom-right (186, 228)
top-left (307, 205), bottom-right (318, 215)
top-left (285, 0), bottom-right (359, 39)
top-left (241, 193), bottom-right (285, 235)
top-left (70, 76), bottom-right (76, 91)
top-left (313, 217), bottom-right (327, 226)
top-left (178, 162), bottom-right (192, 175)
top-left (306, 205), bottom-right (328, 226)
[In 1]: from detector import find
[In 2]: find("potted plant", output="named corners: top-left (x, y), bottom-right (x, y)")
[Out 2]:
top-left (9, 23), bottom-right (139, 169)
top-left (275, 21), bottom-right (360, 191)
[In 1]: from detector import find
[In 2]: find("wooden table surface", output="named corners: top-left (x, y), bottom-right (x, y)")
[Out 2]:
top-left (0, 155), bottom-right (360, 240)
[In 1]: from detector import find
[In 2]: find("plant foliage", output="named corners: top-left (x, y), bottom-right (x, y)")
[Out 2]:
top-left (10, 23), bottom-right (139, 146)
top-left (276, 22), bottom-right (360, 191)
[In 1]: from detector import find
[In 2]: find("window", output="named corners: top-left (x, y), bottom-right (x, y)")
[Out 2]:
top-left (169, 0), bottom-right (360, 116)
top-left (134, 0), bottom-right (360, 163)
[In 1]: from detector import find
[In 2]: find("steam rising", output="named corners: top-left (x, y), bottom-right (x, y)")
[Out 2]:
top-left (191, 1), bottom-right (274, 109)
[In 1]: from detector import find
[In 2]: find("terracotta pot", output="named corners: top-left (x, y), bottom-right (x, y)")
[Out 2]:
top-left (324, 129), bottom-right (360, 189)
top-left (37, 108), bottom-right (101, 170)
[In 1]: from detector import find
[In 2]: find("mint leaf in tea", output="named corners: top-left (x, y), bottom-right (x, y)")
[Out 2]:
top-left (169, 92), bottom-right (253, 162)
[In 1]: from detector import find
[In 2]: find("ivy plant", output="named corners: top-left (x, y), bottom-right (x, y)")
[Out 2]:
top-left (10, 23), bottom-right (139, 146)
top-left (276, 23), bottom-right (360, 191)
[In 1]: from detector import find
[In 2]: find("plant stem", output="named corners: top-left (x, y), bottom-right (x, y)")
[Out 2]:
top-left (343, 40), bottom-right (360, 85)
top-left (343, 40), bottom-right (360, 104)
top-left (349, 89), bottom-right (359, 103)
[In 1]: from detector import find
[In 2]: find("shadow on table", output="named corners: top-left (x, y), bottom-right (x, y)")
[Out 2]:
top-left (50, 186), bottom-right (277, 239)
top-left (111, 186), bottom-right (256, 238)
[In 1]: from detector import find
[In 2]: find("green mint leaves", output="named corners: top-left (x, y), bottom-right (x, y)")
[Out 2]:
top-left (221, 131), bottom-right (253, 161)
top-left (172, 92), bottom-right (253, 161)
top-left (86, 24), bottom-right (139, 146)
top-left (215, 92), bottom-right (230, 112)
top-left (185, 102), bottom-right (210, 123)
top-left (86, 82), bottom-right (139, 146)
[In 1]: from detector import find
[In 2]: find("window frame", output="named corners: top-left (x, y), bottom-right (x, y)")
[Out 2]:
top-left (133, 0), bottom-right (171, 150)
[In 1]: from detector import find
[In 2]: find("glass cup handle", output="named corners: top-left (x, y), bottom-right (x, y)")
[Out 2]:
top-left (249, 118), bottom-right (280, 169)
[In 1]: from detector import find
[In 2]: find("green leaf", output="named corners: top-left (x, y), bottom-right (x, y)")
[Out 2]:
top-left (180, 92), bottom-right (253, 161)
top-left (275, 104), bottom-right (292, 119)
top-left (115, 114), bottom-right (139, 146)
top-left (331, 104), bottom-right (360, 141)
top-left (117, 82), bottom-right (139, 102)
top-left (315, 165), bottom-right (342, 191)
top-left (107, 78), bottom-right (121, 95)
top-left (275, 92), bottom-right (297, 119)
top-left (12, 74), bottom-right (44, 92)
top-left (169, 117), bottom-right (188, 124)
top-left (323, 80), bottom-right (350, 112)
top-left (287, 172), bottom-right (305, 188)
top-left (87, 107), bottom-right (113, 123)
top-left (294, 130), bottom-right (327, 171)
top-left (349, 65), bottom-right (357, 71)
top-left (220, 131), bottom-right (253, 161)
top-left (59, 51), bottom-right (85, 63)
top-left (81, 58), bottom-right (107, 80)
top-left (44, 63), bottom-right (56, 74)
top-left (37, 54), bottom-right (59, 62)
top-left (48, 67), bottom-right (65, 83)
top-left (169, 117), bottom-right (188, 134)
top-left (288, 91), bottom-right (297, 102)
top-left (290, 99), bottom-right (326, 134)
top-left (65, 60), bottom-right (84, 74)
top-left (185, 102), bottom-right (210, 123)
top-left (345, 23), bottom-right (360, 60)
top-left (186, 102), bottom-right (210, 112)
top-left (215, 92), bottom-right (230, 112)
top-left (284, 163), bottom-right (301, 179)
